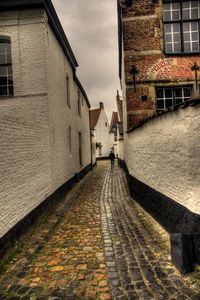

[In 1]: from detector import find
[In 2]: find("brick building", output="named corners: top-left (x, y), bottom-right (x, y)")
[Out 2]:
top-left (118, 0), bottom-right (200, 273)
top-left (0, 0), bottom-right (91, 255)
top-left (118, 0), bottom-right (200, 130)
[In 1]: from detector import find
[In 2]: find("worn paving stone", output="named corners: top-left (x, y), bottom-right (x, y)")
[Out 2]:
top-left (100, 163), bottom-right (200, 299)
top-left (0, 161), bottom-right (200, 299)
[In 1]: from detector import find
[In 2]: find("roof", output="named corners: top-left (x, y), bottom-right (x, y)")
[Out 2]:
top-left (117, 98), bottom-right (123, 122)
top-left (90, 109), bottom-right (101, 130)
top-left (0, 0), bottom-right (78, 71)
top-left (110, 112), bottom-right (119, 133)
top-left (73, 74), bottom-right (90, 108)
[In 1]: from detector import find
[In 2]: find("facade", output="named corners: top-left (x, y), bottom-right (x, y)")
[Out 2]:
top-left (110, 91), bottom-right (124, 159)
top-left (118, 0), bottom-right (200, 273)
top-left (90, 102), bottom-right (111, 159)
top-left (0, 0), bottom-right (91, 253)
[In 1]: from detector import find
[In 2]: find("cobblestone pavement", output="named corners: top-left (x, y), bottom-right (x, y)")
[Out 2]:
top-left (0, 161), bottom-right (200, 299)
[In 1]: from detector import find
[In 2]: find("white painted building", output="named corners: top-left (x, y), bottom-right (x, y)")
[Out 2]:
top-left (90, 102), bottom-right (111, 159)
top-left (0, 0), bottom-right (91, 243)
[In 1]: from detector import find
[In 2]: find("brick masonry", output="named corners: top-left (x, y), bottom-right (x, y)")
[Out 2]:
top-left (119, 0), bottom-right (200, 129)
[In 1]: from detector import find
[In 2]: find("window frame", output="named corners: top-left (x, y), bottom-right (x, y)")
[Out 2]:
top-left (156, 85), bottom-right (192, 110)
top-left (163, 0), bottom-right (200, 55)
top-left (0, 37), bottom-right (14, 97)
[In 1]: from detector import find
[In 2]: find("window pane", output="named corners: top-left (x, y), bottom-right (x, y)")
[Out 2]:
top-left (174, 43), bottom-right (181, 51)
top-left (174, 33), bottom-right (181, 42)
top-left (164, 11), bottom-right (171, 21)
top-left (0, 66), bottom-right (7, 76)
top-left (192, 41), bottom-right (199, 50)
top-left (175, 98), bottom-right (183, 105)
top-left (156, 89), bottom-right (164, 98)
top-left (8, 76), bottom-right (13, 85)
top-left (157, 100), bottom-right (164, 109)
top-left (0, 86), bottom-right (7, 96)
top-left (0, 76), bottom-right (7, 86)
top-left (165, 24), bottom-right (172, 33)
top-left (183, 22), bottom-right (190, 31)
top-left (166, 99), bottom-right (173, 108)
top-left (165, 88), bottom-right (173, 98)
top-left (184, 32), bottom-right (190, 41)
top-left (0, 54), bottom-right (6, 65)
top-left (184, 42), bottom-right (191, 51)
top-left (8, 66), bottom-right (12, 76)
top-left (191, 21), bottom-right (198, 30)
top-left (175, 87), bottom-right (182, 98)
top-left (165, 43), bottom-right (173, 52)
top-left (6, 53), bottom-right (12, 64)
top-left (172, 10), bottom-right (180, 20)
top-left (8, 85), bottom-right (13, 96)
top-left (165, 34), bottom-right (172, 42)
top-left (183, 87), bottom-right (191, 97)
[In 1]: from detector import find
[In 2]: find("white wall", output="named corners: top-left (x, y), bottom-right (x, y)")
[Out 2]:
top-left (46, 24), bottom-right (91, 191)
top-left (95, 109), bottom-right (111, 158)
top-left (0, 9), bottom-right (91, 238)
top-left (126, 106), bottom-right (200, 214)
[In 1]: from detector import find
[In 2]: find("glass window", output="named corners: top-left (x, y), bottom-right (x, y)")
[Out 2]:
top-left (156, 86), bottom-right (192, 110)
top-left (0, 38), bottom-right (13, 97)
top-left (163, 0), bottom-right (200, 53)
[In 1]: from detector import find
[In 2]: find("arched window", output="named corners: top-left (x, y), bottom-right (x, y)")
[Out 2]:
top-left (0, 37), bottom-right (13, 97)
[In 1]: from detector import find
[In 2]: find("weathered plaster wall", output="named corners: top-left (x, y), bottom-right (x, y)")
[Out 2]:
top-left (126, 106), bottom-right (200, 214)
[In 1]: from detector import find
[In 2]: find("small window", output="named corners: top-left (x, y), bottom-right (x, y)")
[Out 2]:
top-left (78, 90), bottom-right (81, 117)
top-left (82, 96), bottom-right (84, 106)
top-left (0, 37), bottom-right (14, 97)
top-left (156, 86), bottom-right (192, 110)
top-left (66, 76), bottom-right (70, 107)
top-left (105, 122), bottom-right (107, 127)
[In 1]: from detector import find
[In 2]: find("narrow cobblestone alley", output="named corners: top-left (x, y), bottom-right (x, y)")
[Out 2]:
top-left (0, 162), bottom-right (200, 300)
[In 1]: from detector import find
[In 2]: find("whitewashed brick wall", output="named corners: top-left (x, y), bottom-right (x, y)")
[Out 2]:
top-left (0, 9), bottom-right (91, 238)
top-left (126, 106), bottom-right (200, 214)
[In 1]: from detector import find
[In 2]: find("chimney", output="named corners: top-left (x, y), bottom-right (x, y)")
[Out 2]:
top-left (99, 102), bottom-right (104, 109)
top-left (116, 90), bottom-right (120, 101)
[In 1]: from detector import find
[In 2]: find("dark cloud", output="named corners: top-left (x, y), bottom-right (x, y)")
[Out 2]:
top-left (52, 0), bottom-right (120, 121)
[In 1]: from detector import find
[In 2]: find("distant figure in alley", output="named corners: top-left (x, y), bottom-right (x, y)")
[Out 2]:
top-left (109, 150), bottom-right (115, 166)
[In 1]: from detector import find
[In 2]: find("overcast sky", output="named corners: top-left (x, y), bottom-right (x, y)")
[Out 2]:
top-left (52, 0), bottom-right (120, 122)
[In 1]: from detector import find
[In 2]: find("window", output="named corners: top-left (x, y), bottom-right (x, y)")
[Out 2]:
top-left (163, 0), bottom-right (200, 53)
top-left (66, 76), bottom-right (70, 107)
top-left (68, 126), bottom-right (72, 154)
top-left (156, 86), bottom-right (191, 110)
top-left (0, 37), bottom-right (13, 97)
top-left (105, 122), bottom-right (107, 127)
top-left (78, 90), bottom-right (81, 117)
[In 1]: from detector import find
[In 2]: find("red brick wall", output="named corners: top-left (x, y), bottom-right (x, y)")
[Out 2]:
top-left (121, 0), bottom-right (200, 129)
